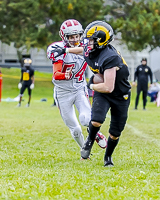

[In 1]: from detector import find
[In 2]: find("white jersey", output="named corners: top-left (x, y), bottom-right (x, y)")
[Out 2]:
top-left (47, 40), bottom-right (105, 150)
top-left (47, 41), bottom-right (88, 93)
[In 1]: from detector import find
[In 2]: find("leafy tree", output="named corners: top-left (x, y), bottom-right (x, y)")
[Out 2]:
top-left (108, 0), bottom-right (160, 51)
top-left (0, 0), bottom-right (48, 60)
top-left (0, 0), bottom-right (106, 54)
top-left (40, 0), bottom-right (106, 47)
top-left (2, 0), bottom-right (160, 54)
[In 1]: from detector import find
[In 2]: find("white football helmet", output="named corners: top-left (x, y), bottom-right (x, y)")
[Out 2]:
top-left (59, 19), bottom-right (84, 47)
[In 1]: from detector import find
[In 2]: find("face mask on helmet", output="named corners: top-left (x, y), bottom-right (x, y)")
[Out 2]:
top-left (83, 21), bottom-right (114, 54)
top-left (67, 34), bottom-right (82, 47)
top-left (59, 19), bottom-right (84, 47)
top-left (23, 58), bottom-right (32, 68)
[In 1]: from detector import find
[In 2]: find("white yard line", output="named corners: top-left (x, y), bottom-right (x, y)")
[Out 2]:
top-left (125, 123), bottom-right (160, 147)
top-left (106, 115), bottom-right (160, 147)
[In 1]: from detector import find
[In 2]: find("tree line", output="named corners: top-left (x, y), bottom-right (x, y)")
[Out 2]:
top-left (0, 0), bottom-right (160, 58)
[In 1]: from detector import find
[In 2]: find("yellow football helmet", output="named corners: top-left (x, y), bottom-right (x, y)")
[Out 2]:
top-left (83, 21), bottom-right (114, 50)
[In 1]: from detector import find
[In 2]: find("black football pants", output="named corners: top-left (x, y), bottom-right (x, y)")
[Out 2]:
top-left (135, 84), bottom-right (148, 109)
top-left (20, 82), bottom-right (32, 96)
top-left (91, 91), bottom-right (130, 138)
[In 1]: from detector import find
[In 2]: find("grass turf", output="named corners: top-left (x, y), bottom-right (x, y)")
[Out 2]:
top-left (0, 68), bottom-right (160, 199)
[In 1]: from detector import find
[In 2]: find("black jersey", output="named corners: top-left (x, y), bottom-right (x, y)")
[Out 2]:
top-left (21, 67), bottom-right (34, 84)
top-left (84, 44), bottom-right (131, 98)
top-left (134, 64), bottom-right (153, 85)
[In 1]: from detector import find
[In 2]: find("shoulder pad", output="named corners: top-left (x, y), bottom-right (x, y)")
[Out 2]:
top-left (47, 41), bottom-right (64, 62)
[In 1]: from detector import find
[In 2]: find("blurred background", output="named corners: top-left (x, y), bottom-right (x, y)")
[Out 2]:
top-left (0, 0), bottom-right (160, 81)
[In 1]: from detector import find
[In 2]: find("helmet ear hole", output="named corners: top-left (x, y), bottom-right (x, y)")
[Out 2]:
top-left (97, 31), bottom-right (106, 43)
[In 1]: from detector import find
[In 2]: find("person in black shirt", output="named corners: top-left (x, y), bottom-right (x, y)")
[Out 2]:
top-left (50, 21), bottom-right (131, 166)
top-left (17, 58), bottom-right (35, 107)
top-left (132, 58), bottom-right (153, 110)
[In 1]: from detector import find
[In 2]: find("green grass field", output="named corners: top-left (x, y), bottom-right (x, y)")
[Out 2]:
top-left (0, 68), bottom-right (160, 199)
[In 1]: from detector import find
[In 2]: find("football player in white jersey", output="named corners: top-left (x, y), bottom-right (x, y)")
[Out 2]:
top-left (47, 19), bottom-right (107, 157)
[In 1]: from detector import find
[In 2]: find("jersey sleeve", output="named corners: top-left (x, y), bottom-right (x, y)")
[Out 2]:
top-left (47, 42), bottom-right (64, 63)
top-left (47, 42), bottom-right (67, 80)
top-left (102, 56), bottom-right (121, 71)
top-left (20, 69), bottom-right (23, 82)
top-left (134, 66), bottom-right (138, 82)
top-left (31, 68), bottom-right (34, 76)
top-left (148, 67), bottom-right (153, 84)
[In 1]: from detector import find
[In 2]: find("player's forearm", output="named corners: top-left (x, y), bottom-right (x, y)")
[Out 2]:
top-left (53, 72), bottom-right (65, 80)
top-left (91, 67), bottom-right (115, 93)
top-left (20, 72), bottom-right (23, 82)
top-left (32, 76), bottom-right (35, 84)
top-left (133, 75), bottom-right (137, 82)
top-left (92, 83), bottom-right (114, 93)
top-left (150, 74), bottom-right (153, 84)
top-left (67, 47), bottom-right (83, 55)
top-left (53, 61), bottom-right (66, 80)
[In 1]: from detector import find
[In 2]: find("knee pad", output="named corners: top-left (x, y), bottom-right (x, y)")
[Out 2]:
top-left (70, 126), bottom-right (84, 148)
top-left (71, 126), bottom-right (82, 138)
top-left (79, 113), bottom-right (90, 127)
top-left (109, 134), bottom-right (119, 140)
top-left (109, 130), bottom-right (121, 138)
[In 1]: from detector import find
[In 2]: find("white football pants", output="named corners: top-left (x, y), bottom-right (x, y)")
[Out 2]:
top-left (54, 88), bottom-right (91, 148)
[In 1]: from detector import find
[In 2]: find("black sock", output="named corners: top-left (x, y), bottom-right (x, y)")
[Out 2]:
top-left (88, 121), bottom-right (100, 141)
top-left (104, 136), bottom-right (119, 159)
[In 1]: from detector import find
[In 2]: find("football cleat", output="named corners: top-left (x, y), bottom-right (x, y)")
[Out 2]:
top-left (25, 103), bottom-right (30, 107)
top-left (104, 156), bottom-right (114, 167)
top-left (16, 103), bottom-right (21, 107)
top-left (81, 136), bottom-right (94, 159)
top-left (95, 132), bottom-right (107, 149)
top-left (80, 156), bottom-right (91, 161)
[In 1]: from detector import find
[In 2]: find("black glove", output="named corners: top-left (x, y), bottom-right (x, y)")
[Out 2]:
top-left (87, 75), bottom-right (94, 89)
top-left (51, 45), bottom-right (66, 58)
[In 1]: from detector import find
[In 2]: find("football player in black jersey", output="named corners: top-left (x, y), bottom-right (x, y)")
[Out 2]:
top-left (50, 21), bottom-right (131, 166)
top-left (17, 58), bottom-right (35, 107)
top-left (132, 58), bottom-right (153, 110)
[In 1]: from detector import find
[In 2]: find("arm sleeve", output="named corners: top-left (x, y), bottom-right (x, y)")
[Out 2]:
top-left (149, 68), bottom-right (153, 84)
top-left (134, 68), bottom-right (138, 82)
top-left (53, 60), bottom-right (66, 80)
top-left (32, 75), bottom-right (35, 84)
top-left (31, 69), bottom-right (35, 83)
top-left (20, 70), bottom-right (23, 82)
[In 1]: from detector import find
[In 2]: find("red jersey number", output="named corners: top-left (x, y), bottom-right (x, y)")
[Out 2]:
top-left (62, 62), bottom-right (87, 82)
top-left (62, 63), bottom-right (75, 79)
top-left (74, 62), bottom-right (87, 82)
top-left (50, 53), bottom-right (55, 61)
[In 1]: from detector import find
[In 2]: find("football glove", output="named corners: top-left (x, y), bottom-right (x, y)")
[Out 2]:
top-left (65, 65), bottom-right (74, 80)
top-left (30, 83), bottom-right (34, 89)
top-left (51, 45), bottom-right (67, 58)
top-left (18, 82), bottom-right (22, 89)
top-left (87, 75), bottom-right (94, 90)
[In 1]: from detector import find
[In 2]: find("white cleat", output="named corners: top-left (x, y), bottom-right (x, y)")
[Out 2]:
top-left (16, 103), bottom-right (21, 107)
top-left (95, 132), bottom-right (107, 149)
